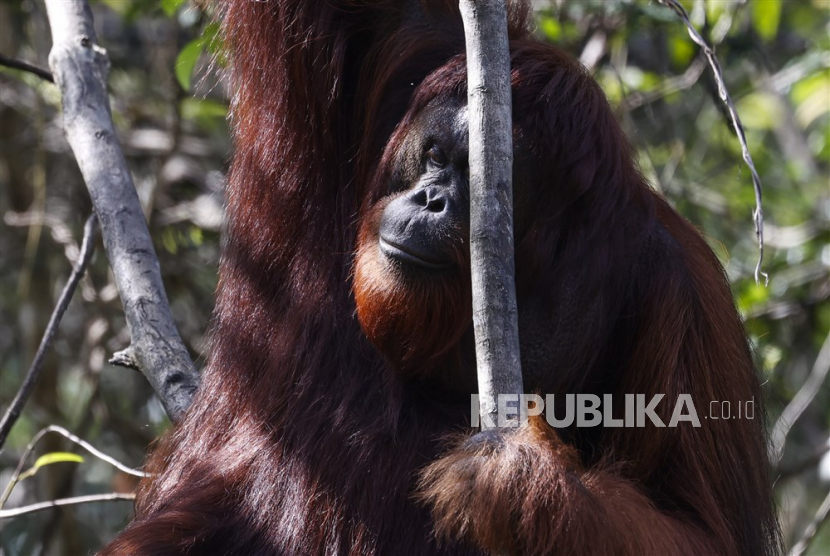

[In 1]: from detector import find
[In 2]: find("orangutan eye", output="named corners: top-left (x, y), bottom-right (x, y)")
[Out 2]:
top-left (426, 145), bottom-right (446, 168)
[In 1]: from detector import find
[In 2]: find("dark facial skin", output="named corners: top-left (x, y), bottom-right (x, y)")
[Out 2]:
top-left (353, 99), bottom-right (477, 372)
top-left (354, 97), bottom-right (543, 381)
top-left (378, 101), bottom-right (471, 272)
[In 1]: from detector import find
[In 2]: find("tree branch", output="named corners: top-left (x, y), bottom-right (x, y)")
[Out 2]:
top-left (0, 215), bottom-right (98, 448)
top-left (0, 493), bottom-right (135, 520)
top-left (770, 332), bottom-right (830, 465)
top-left (460, 0), bottom-right (524, 431)
top-left (0, 53), bottom-right (54, 83)
top-left (659, 0), bottom-right (768, 285)
top-left (789, 488), bottom-right (830, 556)
top-left (43, 0), bottom-right (199, 421)
top-left (0, 425), bottom-right (147, 512)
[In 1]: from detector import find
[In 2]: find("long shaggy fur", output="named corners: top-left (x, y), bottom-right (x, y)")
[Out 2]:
top-left (99, 2), bottom-right (780, 555)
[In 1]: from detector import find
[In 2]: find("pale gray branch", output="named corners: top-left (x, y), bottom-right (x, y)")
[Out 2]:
top-left (771, 333), bottom-right (830, 465)
top-left (43, 0), bottom-right (199, 421)
top-left (0, 493), bottom-right (135, 519)
top-left (460, 0), bottom-right (524, 431)
top-left (789, 488), bottom-right (830, 556)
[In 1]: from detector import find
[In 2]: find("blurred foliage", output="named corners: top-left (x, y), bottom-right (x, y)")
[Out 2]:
top-left (0, 0), bottom-right (827, 554)
top-left (0, 1), bottom-right (224, 553)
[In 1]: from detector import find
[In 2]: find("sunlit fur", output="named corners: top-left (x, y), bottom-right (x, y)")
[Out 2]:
top-left (99, 2), bottom-right (780, 555)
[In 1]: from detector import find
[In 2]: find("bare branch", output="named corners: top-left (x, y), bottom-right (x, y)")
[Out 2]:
top-left (771, 332), bottom-right (830, 465)
top-left (0, 215), bottom-right (98, 448)
top-left (579, 31), bottom-right (607, 72)
top-left (1, 425), bottom-right (147, 512)
top-left (0, 53), bottom-right (54, 83)
top-left (658, 0), bottom-right (768, 286)
top-left (0, 493), bottom-right (135, 520)
top-left (789, 488), bottom-right (830, 556)
top-left (43, 0), bottom-right (199, 421)
top-left (460, 0), bottom-right (524, 431)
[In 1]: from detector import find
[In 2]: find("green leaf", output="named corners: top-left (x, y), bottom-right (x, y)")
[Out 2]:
top-left (97, 0), bottom-right (154, 22)
top-left (791, 70), bottom-right (830, 105)
top-left (761, 345), bottom-right (783, 372)
top-left (18, 452), bottom-right (84, 481)
top-left (669, 33), bottom-right (695, 68)
top-left (181, 97), bottom-right (228, 125)
top-left (162, 228), bottom-right (178, 255)
top-left (175, 38), bottom-right (203, 92)
top-left (201, 21), bottom-right (227, 67)
top-left (738, 282), bottom-right (771, 314)
top-left (705, 0), bottom-right (726, 24)
top-left (34, 452), bottom-right (84, 467)
top-left (99, 0), bottom-right (130, 17)
top-left (189, 226), bottom-right (204, 246)
top-left (736, 92), bottom-right (785, 130)
top-left (538, 15), bottom-right (561, 41)
top-left (751, 0), bottom-right (783, 42)
top-left (202, 22), bottom-right (222, 55)
top-left (161, 0), bottom-right (187, 17)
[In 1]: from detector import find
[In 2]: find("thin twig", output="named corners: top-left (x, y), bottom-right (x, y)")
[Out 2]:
top-left (34, 366), bottom-right (106, 552)
top-left (0, 215), bottom-right (98, 449)
top-left (789, 488), bottom-right (830, 556)
top-left (4, 211), bottom-right (99, 301)
top-left (770, 332), bottom-right (830, 465)
top-left (0, 493), bottom-right (135, 519)
top-left (0, 53), bottom-right (54, 83)
top-left (0, 425), bottom-right (148, 510)
top-left (658, 0), bottom-right (768, 285)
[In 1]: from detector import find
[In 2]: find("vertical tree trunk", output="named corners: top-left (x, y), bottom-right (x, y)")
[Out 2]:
top-left (459, 0), bottom-right (524, 430)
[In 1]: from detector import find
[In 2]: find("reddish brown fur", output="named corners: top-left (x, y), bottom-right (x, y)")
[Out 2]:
top-left (354, 189), bottom-right (472, 373)
top-left (100, 2), bottom-right (780, 555)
